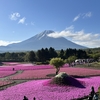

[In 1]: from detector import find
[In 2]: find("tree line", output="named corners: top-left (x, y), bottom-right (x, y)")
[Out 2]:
top-left (0, 47), bottom-right (99, 63)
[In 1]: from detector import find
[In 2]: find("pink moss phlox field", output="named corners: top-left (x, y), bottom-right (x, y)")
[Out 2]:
top-left (10, 69), bottom-right (55, 79)
top-left (2, 62), bottom-right (69, 67)
top-left (0, 63), bottom-right (100, 99)
top-left (0, 64), bottom-right (54, 71)
top-left (0, 62), bottom-right (69, 71)
top-left (10, 67), bottom-right (100, 80)
top-left (60, 67), bottom-right (100, 76)
top-left (0, 71), bottom-right (16, 78)
top-left (2, 62), bottom-right (19, 66)
top-left (0, 77), bottom-right (100, 100)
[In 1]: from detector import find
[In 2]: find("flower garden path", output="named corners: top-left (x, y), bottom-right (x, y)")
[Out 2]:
top-left (0, 70), bottom-right (29, 91)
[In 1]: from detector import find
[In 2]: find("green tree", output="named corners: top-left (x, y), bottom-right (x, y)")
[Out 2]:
top-left (50, 57), bottom-right (65, 75)
top-left (36, 50), bottom-right (43, 62)
top-left (44, 48), bottom-right (50, 60)
top-left (24, 52), bottom-right (29, 62)
top-left (66, 56), bottom-right (77, 66)
top-left (64, 48), bottom-right (72, 58)
top-left (49, 47), bottom-right (58, 59)
top-left (11, 52), bottom-right (18, 61)
top-left (5, 52), bottom-right (11, 61)
top-left (41, 48), bottom-right (47, 62)
top-left (92, 53), bottom-right (100, 61)
top-left (28, 51), bottom-right (36, 63)
top-left (58, 49), bottom-right (65, 59)
top-left (77, 49), bottom-right (87, 59)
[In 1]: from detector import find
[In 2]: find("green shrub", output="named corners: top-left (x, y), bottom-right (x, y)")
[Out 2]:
top-left (35, 62), bottom-right (43, 65)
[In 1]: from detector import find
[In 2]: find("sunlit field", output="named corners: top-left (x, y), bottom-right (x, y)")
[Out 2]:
top-left (0, 62), bottom-right (100, 100)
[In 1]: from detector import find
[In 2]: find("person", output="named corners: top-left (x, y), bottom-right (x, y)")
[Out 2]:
top-left (13, 68), bottom-right (15, 71)
top-left (88, 86), bottom-right (95, 100)
top-left (33, 97), bottom-right (36, 100)
top-left (88, 94), bottom-right (92, 100)
top-left (93, 93), bottom-right (98, 100)
top-left (90, 86), bottom-right (95, 98)
top-left (23, 96), bottom-right (28, 100)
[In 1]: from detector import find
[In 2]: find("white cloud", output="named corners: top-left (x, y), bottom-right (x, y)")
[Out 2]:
top-left (18, 17), bottom-right (26, 24)
top-left (0, 40), bottom-right (21, 46)
top-left (73, 12), bottom-right (92, 22)
top-left (65, 25), bottom-right (74, 30)
top-left (73, 14), bottom-right (80, 22)
top-left (47, 26), bottom-right (100, 48)
top-left (9, 12), bottom-right (20, 20)
top-left (83, 12), bottom-right (92, 18)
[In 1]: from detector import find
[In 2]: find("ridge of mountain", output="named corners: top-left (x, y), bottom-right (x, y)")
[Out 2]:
top-left (0, 30), bottom-right (87, 52)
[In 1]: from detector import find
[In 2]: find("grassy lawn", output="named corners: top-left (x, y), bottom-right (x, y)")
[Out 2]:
top-left (75, 62), bottom-right (100, 69)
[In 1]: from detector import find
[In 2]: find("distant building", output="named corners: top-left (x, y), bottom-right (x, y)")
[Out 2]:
top-left (75, 59), bottom-right (94, 64)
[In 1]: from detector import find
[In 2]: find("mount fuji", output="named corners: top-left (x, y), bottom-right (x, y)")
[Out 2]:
top-left (0, 30), bottom-right (87, 52)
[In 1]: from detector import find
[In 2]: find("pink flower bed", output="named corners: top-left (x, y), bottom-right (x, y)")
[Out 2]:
top-left (10, 67), bottom-right (100, 80)
top-left (10, 69), bottom-right (55, 79)
top-left (0, 76), bottom-right (100, 100)
top-left (0, 63), bottom-right (100, 100)
top-left (0, 65), bottom-right (54, 71)
top-left (2, 62), bottom-right (19, 65)
top-left (60, 67), bottom-right (100, 77)
top-left (0, 71), bottom-right (16, 78)
top-left (15, 63), bottom-right (36, 66)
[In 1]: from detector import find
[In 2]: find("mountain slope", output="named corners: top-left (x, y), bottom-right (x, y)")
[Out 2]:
top-left (0, 30), bottom-right (87, 52)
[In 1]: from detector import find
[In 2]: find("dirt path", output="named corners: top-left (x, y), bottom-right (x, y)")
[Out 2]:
top-left (0, 70), bottom-right (23, 81)
top-left (0, 70), bottom-right (31, 91)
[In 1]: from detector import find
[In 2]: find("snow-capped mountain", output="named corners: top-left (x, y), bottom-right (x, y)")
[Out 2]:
top-left (0, 30), bottom-right (87, 52)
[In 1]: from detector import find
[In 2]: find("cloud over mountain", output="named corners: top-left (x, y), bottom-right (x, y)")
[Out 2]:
top-left (0, 40), bottom-right (21, 46)
top-left (0, 30), bottom-right (86, 52)
top-left (48, 26), bottom-right (100, 48)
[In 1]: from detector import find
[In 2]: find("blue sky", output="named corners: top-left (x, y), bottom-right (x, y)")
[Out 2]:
top-left (0, 0), bottom-right (100, 48)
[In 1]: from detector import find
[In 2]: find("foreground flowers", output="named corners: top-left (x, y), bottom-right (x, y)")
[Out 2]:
top-left (0, 76), bottom-right (100, 100)
top-left (0, 63), bottom-right (100, 100)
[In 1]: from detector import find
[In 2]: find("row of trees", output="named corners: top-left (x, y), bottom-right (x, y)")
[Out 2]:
top-left (0, 47), bottom-right (100, 75)
top-left (50, 48), bottom-right (100, 75)
top-left (0, 47), bottom-right (89, 63)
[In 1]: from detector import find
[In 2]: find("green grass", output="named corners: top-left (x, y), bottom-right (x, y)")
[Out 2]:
top-left (75, 62), bottom-right (100, 69)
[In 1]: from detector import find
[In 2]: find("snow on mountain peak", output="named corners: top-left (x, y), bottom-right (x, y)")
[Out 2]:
top-left (36, 30), bottom-right (54, 40)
